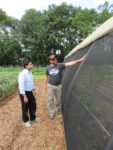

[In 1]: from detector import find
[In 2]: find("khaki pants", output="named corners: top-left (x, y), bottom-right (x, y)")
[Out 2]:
top-left (48, 84), bottom-right (62, 116)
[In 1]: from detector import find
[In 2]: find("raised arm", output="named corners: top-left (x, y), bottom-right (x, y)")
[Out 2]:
top-left (65, 55), bottom-right (86, 68)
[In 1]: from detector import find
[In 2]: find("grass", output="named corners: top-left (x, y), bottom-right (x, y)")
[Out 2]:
top-left (0, 66), bottom-right (46, 76)
top-left (50, 145), bottom-right (55, 150)
top-left (34, 75), bottom-right (45, 81)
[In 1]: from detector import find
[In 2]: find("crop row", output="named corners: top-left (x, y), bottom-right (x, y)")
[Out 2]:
top-left (0, 75), bottom-right (18, 100)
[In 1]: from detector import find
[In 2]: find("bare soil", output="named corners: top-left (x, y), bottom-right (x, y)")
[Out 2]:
top-left (0, 81), bottom-right (65, 150)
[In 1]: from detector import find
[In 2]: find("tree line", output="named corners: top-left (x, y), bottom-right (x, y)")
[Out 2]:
top-left (0, 1), bottom-right (113, 66)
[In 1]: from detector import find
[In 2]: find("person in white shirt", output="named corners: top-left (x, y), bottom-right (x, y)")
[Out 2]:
top-left (18, 60), bottom-right (40, 127)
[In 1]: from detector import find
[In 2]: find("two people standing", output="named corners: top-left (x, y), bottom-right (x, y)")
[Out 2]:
top-left (18, 55), bottom-right (85, 126)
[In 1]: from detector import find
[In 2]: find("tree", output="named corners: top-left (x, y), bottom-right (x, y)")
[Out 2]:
top-left (97, 1), bottom-right (113, 24)
top-left (43, 3), bottom-right (76, 61)
top-left (72, 7), bottom-right (99, 43)
top-left (0, 8), bottom-right (22, 66)
top-left (0, 34), bottom-right (21, 66)
top-left (0, 3), bottom-right (113, 66)
top-left (19, 9), bottom-right (48, 66)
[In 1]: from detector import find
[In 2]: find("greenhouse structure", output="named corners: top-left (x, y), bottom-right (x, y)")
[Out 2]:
top-left (62, 16), bottom-right (113, 150)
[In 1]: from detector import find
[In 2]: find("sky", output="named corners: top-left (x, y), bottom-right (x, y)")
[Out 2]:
top-left (0, 0), bottom-right (113, 19)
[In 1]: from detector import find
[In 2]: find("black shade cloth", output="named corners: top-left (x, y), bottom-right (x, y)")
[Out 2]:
top-left (62, 31), bottom-right (113, 150)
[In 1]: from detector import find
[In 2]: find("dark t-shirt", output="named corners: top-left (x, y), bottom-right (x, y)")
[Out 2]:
top-left (46, 63), bottom-right (65, 85)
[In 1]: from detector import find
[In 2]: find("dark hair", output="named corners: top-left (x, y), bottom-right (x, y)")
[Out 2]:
top-left (23, 60), bottom-right (31, 68)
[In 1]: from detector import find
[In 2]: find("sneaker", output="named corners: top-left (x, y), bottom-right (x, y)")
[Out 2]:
top-left (50, 114), bottom-right (55, 120)
top-left (30, 117), bottom-right (40, 122)
top-left (24, 121), bottom-right (31, 127)
top-left (55, 109), bottom-right (61, 114)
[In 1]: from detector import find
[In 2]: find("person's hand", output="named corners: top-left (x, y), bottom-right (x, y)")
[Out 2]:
top-left (79, 54), bottom-right (86, 62)
top-left (44, 83), bottom-right (48, 92)
top-left (33, 90), bottom-right (36, 96)
top-left (23, 95), bottom-right (28, 103)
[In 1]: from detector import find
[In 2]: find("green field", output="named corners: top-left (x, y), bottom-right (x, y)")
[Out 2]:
top-left (0, 67), bottom-right (45, 101)
top-left (0, 66), bottom-right (46, 75)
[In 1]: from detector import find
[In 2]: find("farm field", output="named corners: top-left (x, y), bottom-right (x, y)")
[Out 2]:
top-left (0, 67), bottom-right (65, 150)
top-left (0, 67), bottom-right (45, 100)
top-left (0, 67), bottom-right (46, 75)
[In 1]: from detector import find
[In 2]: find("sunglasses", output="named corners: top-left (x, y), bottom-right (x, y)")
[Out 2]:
top-left (49, 58), bottom-right (56, 61)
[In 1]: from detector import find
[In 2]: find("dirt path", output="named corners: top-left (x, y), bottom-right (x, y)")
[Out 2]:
top-left (0, 81), bottom-right (65, 150)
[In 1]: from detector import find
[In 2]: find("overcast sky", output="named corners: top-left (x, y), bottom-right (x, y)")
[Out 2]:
top-left (0, 0), bottom-right (113, 19)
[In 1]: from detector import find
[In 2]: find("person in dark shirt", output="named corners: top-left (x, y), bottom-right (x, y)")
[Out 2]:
top-left (44, 54), bottom-right (85, 120)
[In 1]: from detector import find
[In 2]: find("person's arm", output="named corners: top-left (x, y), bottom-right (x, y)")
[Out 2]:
top-left (31, 73), bottom-right (36, 96)
top-left (65, 55), bottom-right (86, 68)
top-left (18, 73), bottom-right (28, 103)
top-left (44, 74), bottom-right (48, 91)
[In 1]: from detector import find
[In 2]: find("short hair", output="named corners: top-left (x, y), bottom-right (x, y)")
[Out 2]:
top-left (23, 60), bottom-right (31, 68)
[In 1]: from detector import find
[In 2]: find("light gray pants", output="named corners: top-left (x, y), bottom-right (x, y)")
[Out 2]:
top-left (48, 83), bottom-right (62, 116)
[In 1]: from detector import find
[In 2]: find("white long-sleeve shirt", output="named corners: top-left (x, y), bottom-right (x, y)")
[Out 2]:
top-left (18, 69), bottom-right (34, 94)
